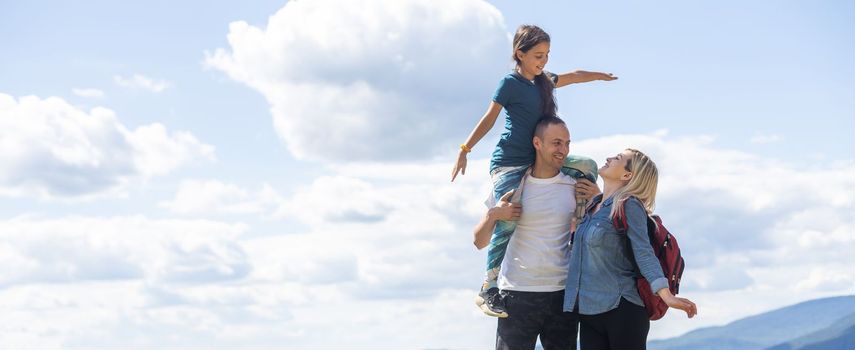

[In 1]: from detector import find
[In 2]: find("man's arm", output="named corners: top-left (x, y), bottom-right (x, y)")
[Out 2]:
top-left (474, 190), bottom-right (520, 250)
top-left (555, 70), bottom-right (617, 88)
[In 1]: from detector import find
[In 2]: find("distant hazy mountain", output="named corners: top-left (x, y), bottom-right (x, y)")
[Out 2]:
top-left (648, 295), bottom-right (855, 350)
top-left (765, 311), bottom-right (855, 350)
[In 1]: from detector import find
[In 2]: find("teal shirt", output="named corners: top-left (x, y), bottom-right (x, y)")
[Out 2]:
top-left (490, 72), bottom-right (558, 170)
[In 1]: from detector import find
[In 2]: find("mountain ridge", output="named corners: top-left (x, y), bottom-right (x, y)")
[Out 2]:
top-left (648, 295), bottom-right (855, 350)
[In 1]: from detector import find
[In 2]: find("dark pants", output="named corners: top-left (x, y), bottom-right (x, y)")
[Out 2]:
top-left (496, 290), bottom-right (579, 350)
top-left (579, 298), bottom-right (649, 350)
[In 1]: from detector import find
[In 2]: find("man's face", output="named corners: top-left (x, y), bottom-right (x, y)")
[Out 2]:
top-left (533, 123), bottom-right (570, 171)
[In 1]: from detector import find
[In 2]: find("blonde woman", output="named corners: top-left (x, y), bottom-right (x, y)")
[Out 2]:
top-left (563, 149), bottom-right (697, 350)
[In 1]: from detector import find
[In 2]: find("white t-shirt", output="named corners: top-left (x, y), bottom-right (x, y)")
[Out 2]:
top-left (486, 172), bottom-right (576, 292)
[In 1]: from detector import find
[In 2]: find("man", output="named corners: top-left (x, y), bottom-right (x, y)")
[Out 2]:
top-left (473, 116), bottom-right (599, 350)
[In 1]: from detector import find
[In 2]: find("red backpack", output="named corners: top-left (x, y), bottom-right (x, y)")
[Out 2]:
top-left (613, 200), bottom-right (685, 320)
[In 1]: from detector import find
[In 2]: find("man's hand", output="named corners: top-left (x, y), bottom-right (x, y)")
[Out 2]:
top-left (473, 189), bottom-right (521, 249)
top-left (575, 179), bottom-right (601, 201)
top-left (490, 189), bottom-right (522, 221)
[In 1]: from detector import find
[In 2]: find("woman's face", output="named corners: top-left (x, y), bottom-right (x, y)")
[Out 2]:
top-left (516, 41), bottom-right (550, 78)
top-left (598, 150), bottom-right (634, 181)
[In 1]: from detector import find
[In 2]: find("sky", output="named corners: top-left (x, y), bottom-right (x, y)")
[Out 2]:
top-left (0, 0), bottom-right (854, 349)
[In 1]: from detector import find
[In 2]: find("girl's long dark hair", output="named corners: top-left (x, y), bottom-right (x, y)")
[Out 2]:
top-left (512, 25), bottom-right (556, 118)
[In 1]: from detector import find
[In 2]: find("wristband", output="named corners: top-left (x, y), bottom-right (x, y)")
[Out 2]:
top-left (460, 144), bottom-right (471, 153)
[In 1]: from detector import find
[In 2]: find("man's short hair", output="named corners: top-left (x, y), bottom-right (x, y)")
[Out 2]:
top-left (534, 116), bottom-right (566, 139)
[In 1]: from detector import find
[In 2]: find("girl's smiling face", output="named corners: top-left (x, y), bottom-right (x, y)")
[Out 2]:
top-left (599, 150), bottom-right (635, 182)
top-left (516, 41), bottom-right (550, 79)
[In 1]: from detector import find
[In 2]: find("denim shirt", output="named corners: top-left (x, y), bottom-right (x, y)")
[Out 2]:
top-left (563, 194), bottom-right (669, 315)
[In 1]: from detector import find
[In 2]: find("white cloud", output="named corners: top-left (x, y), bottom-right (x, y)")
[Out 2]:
top-left (0, 215), bottom-right (304, 350)
top-left (71, 88), bottom-right (105, 98)
top-left (1, 130), bottom-right (853, 347)
top-left (0, 216), bottom-right (249, 287)
top-left (0, 93), bottom-right (215, 199)
top-left (0, 213), bottom-right (494, 349)
top-left (126, 124), bottom-right (216, 178)
top-left (114, 74), bottom-right (171, 92)
top-left (160, 180), bottom-right (280, 215)
top-left (795, 267), bottom-right (854, 292)
top-left (274, 175), bottom-right (394, 225)
top-left (205, 0), bottom-right (509, 162)
top-left (682, 263), bottom-right (755, 292)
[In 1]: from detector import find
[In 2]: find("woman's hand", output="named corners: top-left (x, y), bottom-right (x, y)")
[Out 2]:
top-left (659, 289), bottom-right (698, 318)
top-left (451, 150), bottom-right (468, 182)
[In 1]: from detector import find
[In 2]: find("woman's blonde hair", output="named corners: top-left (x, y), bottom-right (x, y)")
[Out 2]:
top-left (610, 148), bottom-right (658, 219)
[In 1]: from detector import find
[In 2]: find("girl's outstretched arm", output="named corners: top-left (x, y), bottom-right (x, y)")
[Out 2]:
top-left (451, 101), bottom-right (503, 182)
top-left (554, 70), bottom-right (618, 88)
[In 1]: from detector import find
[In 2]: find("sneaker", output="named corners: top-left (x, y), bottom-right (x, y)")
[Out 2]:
top-left (475, 287), bottom-right (508, 318)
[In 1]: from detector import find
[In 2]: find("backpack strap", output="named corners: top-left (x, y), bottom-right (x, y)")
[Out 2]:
top-left (612, 198), bottom-right (630, 233)
top-left (612, 198), bottom-right (640, 276)
top-left (612, 197), bottom-right (656, 240)
top-left (613, 197), bottom-right (658, 275)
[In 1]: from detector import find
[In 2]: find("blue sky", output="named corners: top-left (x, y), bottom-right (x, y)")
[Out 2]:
top-left (1, 0), bottom-right (854, 349)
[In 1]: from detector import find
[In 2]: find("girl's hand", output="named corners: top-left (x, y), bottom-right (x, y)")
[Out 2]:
top-left (661, 292), bottom-right (698, 318)
top-left (451, 150), bottom-right (468, 182)
top-left (600, 72), bottom-right (618, 81)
